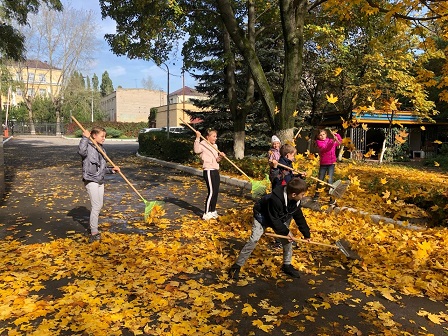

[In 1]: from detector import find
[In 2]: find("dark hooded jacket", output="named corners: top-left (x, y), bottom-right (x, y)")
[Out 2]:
top-left (253, 185), bottom-right (310, 238)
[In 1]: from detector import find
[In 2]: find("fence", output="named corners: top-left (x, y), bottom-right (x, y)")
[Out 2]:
top-left (6, 122), bottom-right (64, 136)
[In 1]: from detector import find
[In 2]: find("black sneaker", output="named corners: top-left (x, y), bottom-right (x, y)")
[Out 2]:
top-left (228, 264), bottom-right (241, 280)
top-left (281, 264), bottom-right (300, 278)
top-left (88, 233), bottom-right (101, 243)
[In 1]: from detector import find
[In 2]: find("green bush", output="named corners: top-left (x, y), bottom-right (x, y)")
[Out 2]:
top-left (105, 127), bottom-right (122, 138)
top-left (65, 121), bottom-right (147, 138)
top-left (138, 132), bottom-right (193, 163)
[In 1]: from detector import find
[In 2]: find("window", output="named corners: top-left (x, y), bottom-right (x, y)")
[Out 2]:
top-left (38, 74), bottom-right (46, 83)
top-left (16, 72), bottom-right (22, 81)
top-left (27, 88), bottom-right (35, 97)
top-left (28, 73), bottom-right (35, 82)
top-left (16, 88), bottom-right (22, 96)
top-left (39, 88), bottom-right (47, 96)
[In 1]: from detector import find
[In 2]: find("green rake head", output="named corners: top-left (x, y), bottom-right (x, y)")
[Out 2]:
top-left (144, 200), bottom-right (165, 219)
top-left (250, 176), bottom-right (270, 199)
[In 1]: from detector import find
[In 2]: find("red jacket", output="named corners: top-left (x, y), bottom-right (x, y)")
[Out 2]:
top-left (316, 133), bottom-right (342, 165)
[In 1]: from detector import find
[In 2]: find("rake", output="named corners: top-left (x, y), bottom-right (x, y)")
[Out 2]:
top-left (72, 116), bottom-right (163, 220)
top-left (275, 162), bottom-right (350, 198)
top-left (180, 118), bottom-right (267, 199)
top-left (264, 232), bottom-right (361, 260)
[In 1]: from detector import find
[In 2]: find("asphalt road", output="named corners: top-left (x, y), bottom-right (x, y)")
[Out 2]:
top-left (1, 136), bottom-right (447, 336)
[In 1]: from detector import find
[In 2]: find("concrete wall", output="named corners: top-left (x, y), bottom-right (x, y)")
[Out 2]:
top-left (155, 103), bottom-right (198, 128)
top-left (100, 88), bottom-right (167, 122)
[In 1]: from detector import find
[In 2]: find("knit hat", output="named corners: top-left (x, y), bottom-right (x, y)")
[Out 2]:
top-left (271, 135), bottom-right (281, 144)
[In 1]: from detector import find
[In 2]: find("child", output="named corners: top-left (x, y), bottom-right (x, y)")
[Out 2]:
top-left (78, 127), bottom-right (120, 243)
top-left (268, 135), bottom-right (281, 176)
top-left (228, 178), bottom-right (311, 280)
top-left (270, 144), bottom-right (306, 189)
top-left (194, 129), bottom-right (226, 220)
top-left (312, 128), bottom-right (342, 205)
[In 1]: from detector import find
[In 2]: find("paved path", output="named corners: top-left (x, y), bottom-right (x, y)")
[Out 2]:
top-left (1, 136), bottom-right (446, 335)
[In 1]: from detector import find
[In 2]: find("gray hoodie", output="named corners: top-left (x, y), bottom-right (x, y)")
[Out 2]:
top-left (78, 136), bottom-right (113, 184)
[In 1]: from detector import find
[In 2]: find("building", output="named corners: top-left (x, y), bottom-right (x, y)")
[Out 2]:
top-left (155, 86), bottom-right (208, 127)
top-left (100, 88), bottom-right (167, 122)
top-left (1, 59), bottom-right (63, 109)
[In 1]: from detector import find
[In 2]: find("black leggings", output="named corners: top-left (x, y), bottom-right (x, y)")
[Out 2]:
top-left (203, 169), bottom-right (220, 213)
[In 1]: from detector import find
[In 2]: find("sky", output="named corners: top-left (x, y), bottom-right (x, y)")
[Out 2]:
top-left (64, 0), bottom-right (196, 93)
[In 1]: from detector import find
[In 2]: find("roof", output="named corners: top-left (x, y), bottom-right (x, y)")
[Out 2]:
top-left (17, 59), bottom-right (61, 70)
top-left (169, 86), bottom-right (205, 97)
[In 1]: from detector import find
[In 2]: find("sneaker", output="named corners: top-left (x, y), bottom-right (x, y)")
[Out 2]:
top-left (210, 211), bottom-right (219, 219)
top-left (228, 264), bottom-right (241, 280)
top-left (88, 233), bottom-right (101, 243)
top-left (328, 199), bottom-right (337, 206)
top-left (281, 264), bottom-right (300, 278)
top-left (202, 212), bottom-right (214, 220)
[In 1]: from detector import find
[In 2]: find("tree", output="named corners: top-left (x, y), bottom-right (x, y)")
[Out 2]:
top-left (18, 3), bottom-right (98, 133)
top-left (100, 71), bottom-right (114, 97)
top-left (141, 75), bottom-right (159, 90)
top-left (92, 74), bottom-right (99, 92)
top-left (0, 0), bottom-right (62, 60)
top-left (100, 0), bottom-right (448, 144)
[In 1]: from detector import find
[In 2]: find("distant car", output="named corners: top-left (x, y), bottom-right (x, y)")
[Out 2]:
top-left (161, 127), bottom-right (187, 134)
top-left (139, 128), bottom-right (163, 133)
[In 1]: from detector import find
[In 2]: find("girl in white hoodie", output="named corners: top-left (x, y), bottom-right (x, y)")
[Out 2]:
top-left (194, 129), bottom-right (226, 220)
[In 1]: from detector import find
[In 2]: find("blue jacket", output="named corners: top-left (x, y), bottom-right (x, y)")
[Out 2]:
top-left (78, 136), bottom-right (114, 184)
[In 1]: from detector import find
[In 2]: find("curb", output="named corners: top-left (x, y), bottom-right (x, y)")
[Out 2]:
top-left (136, 153), bottom-right (252, 190)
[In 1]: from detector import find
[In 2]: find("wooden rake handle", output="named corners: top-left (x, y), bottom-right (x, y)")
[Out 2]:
top-left (264, 232), bottom-right (338, 249)
top-left (274, 162), bottom-right (334, 188)
top-left (179, 118), bottom-right (251, 180)
top-left (71, 116), bottom-right (146, 202)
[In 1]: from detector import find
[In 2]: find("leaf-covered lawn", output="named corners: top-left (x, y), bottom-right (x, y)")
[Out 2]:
top-left (1, 143), bottom-right (448, 335)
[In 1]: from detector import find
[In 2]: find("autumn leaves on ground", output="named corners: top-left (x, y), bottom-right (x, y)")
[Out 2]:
top-left (1, 145), bottom-right (448, 335)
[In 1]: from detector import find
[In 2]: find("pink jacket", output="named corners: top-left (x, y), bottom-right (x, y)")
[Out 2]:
top-left (316, 133), bottom-right (342, 165)
top-left (194, 140), bottom-right (220, 170)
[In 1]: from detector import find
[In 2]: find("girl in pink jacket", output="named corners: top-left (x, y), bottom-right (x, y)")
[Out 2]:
top-left (312, 128), bottom-right (342, 205)
top-left (194, 129), bottom-right (226, 220)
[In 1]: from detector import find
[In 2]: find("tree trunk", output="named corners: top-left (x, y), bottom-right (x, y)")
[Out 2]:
top-left (234, 130), bottom-right (245, 159)
top-left (278, 0), bottom-right (306, 131)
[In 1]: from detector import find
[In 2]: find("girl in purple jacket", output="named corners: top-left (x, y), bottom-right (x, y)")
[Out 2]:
top-left (312, 128), bottom-right (342, 205)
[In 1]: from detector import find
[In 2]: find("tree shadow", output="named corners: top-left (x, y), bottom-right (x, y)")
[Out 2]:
top-left (163, 197), bottom-right (203, 216)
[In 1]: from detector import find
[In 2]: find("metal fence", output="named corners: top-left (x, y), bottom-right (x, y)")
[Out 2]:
top-left (6, 122), bottom-right (63, 135)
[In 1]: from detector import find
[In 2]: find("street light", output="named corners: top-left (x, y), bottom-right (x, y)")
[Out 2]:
top-left (162, 63), bottom-right (170, 139)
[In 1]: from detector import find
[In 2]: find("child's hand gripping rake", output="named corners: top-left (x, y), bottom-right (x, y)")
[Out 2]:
top-left (275, 162), bottom-right (349, 199)
top-left (264, 232), bottom-right (361, 260)
top-left (180, 118), bottom-right (268, 199)
top-left (71, 116), bottom-right (163, 220)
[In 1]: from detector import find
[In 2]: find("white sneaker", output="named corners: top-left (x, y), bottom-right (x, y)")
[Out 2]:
top-left (210, 211), bottom-right (219, 219)
top-left (202, 212), bottom-right (214, 220)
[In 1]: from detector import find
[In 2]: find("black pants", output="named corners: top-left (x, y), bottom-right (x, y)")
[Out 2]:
top-left (203, 169), bottom-right (220, 213)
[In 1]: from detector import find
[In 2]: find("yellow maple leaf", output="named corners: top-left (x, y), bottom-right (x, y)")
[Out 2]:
top-left (420, 126), bottom-right (426, 130)
top-left (399, 130), bottom-right (408, 138)
top-left (380, 178), bottom-right (388, 184)
top-left (361, 123), bottom-right (368, 131)
top-left (433, 140), bottom-right (442, 144)
top-left (292, 110), bottom-right (298, 117)
top-left (334, 67), bottom-right (343, 76)
top-left (326, 93), bottom-right (338, 104)
top-left (434, 161), bottom-right (440, 167)
top-left (242, 303), bottom-right (257, 316)
top-left (382, 190), bottom-right (390, 199)
top-left (395, 135), bottom-right (406, 144)
top-left (427, 313), bottom-right (443, 325)
top-left (274, 106), bottom-right (280, 115)
top-left (364, 148), bottom-right (375, 157)
top-left (252, 319), bottom-right (274, 332)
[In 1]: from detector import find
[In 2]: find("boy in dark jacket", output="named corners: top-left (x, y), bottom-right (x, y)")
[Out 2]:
top-left (270, 144), bottom-right (305, 189)
top-left (229, 178), bottom-right (311, 280)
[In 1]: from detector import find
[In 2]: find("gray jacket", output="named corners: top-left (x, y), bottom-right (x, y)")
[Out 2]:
top-left (78, 136), bottom-right (113, 184)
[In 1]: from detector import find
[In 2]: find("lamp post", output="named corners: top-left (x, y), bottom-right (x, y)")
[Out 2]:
top-left (162, 63), bottom-right (170, 139)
